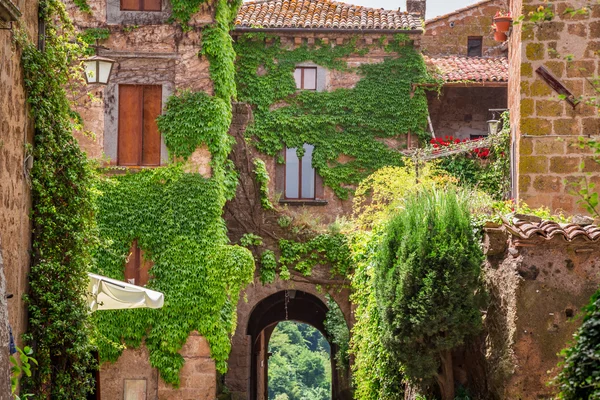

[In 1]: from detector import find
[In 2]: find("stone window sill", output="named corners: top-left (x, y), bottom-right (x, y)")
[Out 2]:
top-left (279, 199), bottom-right (328, 207)
top-left (0, 0), bottom-right (21, 22)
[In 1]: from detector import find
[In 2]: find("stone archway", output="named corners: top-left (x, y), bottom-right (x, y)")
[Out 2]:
top-left (225, 278), bottom-right (352, 400)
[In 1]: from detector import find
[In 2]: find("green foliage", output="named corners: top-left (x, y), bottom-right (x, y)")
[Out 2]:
top-left (435, 115), bottom-right (511, 200)
top-left (235, 34), bottom-right (434, 199)
top-left (324, 295), bottom-right (350, 370)
top-left (93, 166), bottom-right (255, 385)
top-left (73, 0), bottom-right (91, 13)
top-left (555, 289), bottom-right (600, 400)
top-left (240, 233), bottom-right (263, 247)
top-left (78, 28), bottom-right (110, 55)
top-left (268, 322), bottom-right (331, 400)
top-left (353, 163), bottom-right (458, 229)
top-left (349, 230), bottom-right (404, 400)
top-left (253, 158), bottom-right (274, 210)
top-left (11, 346), bottom-right (38, 400)
top-left (17, 0), bottom-right (97, 396)
top-left (200, 0), bottom-right (239, 99)
top-left (260, 250), bottom-right (277, 284)
top-left (568, 137), bottom-right (600, 217)
top-left (279, 234), bottom-right (351, 277)
top-left (374, 189), bottom-right (483, 389)
top-left (157, 90), bottom-right (232, 161)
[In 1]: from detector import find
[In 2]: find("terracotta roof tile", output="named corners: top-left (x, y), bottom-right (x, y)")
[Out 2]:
top-left (504, 219), bottom-right (600, 243)
top-left (235, 0), bottom-right (423, 30)
top-left (425, 55), bottom-right (508, 83)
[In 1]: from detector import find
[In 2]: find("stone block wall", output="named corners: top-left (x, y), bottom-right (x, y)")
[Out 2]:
top-left (484, 226), bottom-right (600, 399)
top-left (423, 0), bottom-right (508, 57)
top-left (513, 0), bottom-right (600, 213)
top-left (100, 334), bottom-right (216, 400)
top-left (0, 0), bottom-right (38, 395)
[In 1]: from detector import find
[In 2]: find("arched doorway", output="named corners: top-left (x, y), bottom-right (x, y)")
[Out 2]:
top-left (246, 290), bottom-right (345, 400)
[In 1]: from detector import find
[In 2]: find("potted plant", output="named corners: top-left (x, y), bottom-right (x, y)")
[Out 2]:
top-left (491, 24), bottom-right (507, 41)
top-left (493, 10), bottom-right (512, 32)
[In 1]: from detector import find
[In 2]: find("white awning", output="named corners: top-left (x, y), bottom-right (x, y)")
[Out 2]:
top-left (87, 273), bottom-right (164, 312)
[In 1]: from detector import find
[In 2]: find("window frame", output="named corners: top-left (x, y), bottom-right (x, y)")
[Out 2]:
top-left (294, 67), bottom-right (318, 91)
top-left (283, 146), bottom-right (316, 200)
top-left (117, 84), bottom-right (163, 167)
top-left (467, 36), bottom-right (483, 57)
top-left (124, 240), bottom-right (152, 287)
top-left (120, 0), bottom-right (161, 12)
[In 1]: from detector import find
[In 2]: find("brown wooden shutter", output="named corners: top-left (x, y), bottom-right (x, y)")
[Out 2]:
top-left (118, 85), bottom-right (143, 166)
top-left (124, 241), bottom-right (140, 284)
top-left (138, 249), bottom-right (153, 286)
top-left (120, 0), bottom-right (141, 11)
top-left (143, 0), bottom-right (161, 11)
top-left (141, 85), bottom-right (162, 166)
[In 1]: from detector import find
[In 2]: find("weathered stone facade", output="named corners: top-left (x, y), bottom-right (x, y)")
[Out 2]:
top-left (483, 220), bottom-right (600, 399)
top-left (423, 0), bottom-right (508, 57)
top-left (0, 0), bottom-right (37, 396)
top-left (511, 0), bottom-right (600, 213)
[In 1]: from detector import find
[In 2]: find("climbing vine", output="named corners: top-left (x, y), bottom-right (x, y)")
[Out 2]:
top-left (17, 0), bottom-right (96, 397)
top-left (92, 0), bottom-right (254, 386)
top-left (279, 234), bottom-right (352, 278)
top-left (253, 158), bottom-right (274, 210)
top-left (235, 34), bottom-right (435, 199)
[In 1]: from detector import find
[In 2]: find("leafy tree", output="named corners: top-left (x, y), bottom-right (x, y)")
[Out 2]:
top-left (555, 290), bottom-right (600, 399)
top-left (268, 322), bottom-right (331, 400)
top-left (374, 189), bottom-right (484, 400)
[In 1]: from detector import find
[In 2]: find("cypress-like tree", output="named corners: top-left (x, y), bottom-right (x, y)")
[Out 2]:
top-left (375, 189), bottom-right (483, 400)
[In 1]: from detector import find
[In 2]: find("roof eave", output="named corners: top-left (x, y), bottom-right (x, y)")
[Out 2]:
top-left (231, 27), bottom-right (424, 35)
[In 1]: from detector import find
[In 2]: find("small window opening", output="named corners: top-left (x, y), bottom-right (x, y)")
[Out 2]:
top-left (124, 240), bottom-right (153, 286)
top-left (467, 36), bottom-right (483, 57)
top-left (294, 67), bottom-right (317, 90)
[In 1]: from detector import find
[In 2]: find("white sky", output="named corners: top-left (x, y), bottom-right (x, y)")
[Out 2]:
top-left (243, 0), bottom-right (483, 21)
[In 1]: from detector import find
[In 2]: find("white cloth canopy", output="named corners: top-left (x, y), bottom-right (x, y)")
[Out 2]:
top-left (87, 273), bottom-right (164, 312)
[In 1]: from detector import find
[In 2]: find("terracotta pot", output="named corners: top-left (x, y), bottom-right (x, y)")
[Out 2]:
top-left (494, 31), bottom-right (508, 42)
top-left (494, 16), bottom-right (512, 32)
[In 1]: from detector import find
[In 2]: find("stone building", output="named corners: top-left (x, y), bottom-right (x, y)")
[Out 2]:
top-left (508, 0), bottom-right (600, 213)
top-left (0, 0), bottom-right (37, 396)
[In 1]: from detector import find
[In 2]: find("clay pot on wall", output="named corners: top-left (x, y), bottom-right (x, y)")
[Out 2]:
top-left (494, 30), bottom-right (508, 41)
top-left (493, 16), bottom-right (512, 32)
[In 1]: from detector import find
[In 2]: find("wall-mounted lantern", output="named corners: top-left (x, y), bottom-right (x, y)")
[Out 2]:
top-left (82, 41), bottom-right (115, 85)
top-left (83, 54), bottom-right (115, 85)
top-left (487, 119), bottom-right (501, 136)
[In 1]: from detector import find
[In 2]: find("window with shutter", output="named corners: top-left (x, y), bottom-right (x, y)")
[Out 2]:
top-left (124, 240), bottom-right (153, 286)
top-left (120, 0), bottom-right (161, 11)
top-left (293, 67), bottom-right (317, 90)
top-left (118, 85), bottom-right (162, 166)
top-left (285, 144), bottom-right (316, 200)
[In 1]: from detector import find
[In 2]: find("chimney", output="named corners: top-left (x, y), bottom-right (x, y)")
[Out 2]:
top-left (406, 0), bottom-right (426, 17)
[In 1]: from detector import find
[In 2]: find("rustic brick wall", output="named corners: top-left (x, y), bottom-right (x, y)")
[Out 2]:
top-left (484, 227), bottom-right (600, 399)
top-left (427, 86), bottom-right (508, 140)
top-left (0, 0), bottom-right (38, 396)
top-left (423, 0), bottom-right (508, 57)
top-left (513, 0), bottom-right (600, 213)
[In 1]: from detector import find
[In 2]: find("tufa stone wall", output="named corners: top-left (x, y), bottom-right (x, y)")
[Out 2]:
top-left (513, 0), bottom-right (600, 213)
top-left (0, 0), bottom-right (38, 396)
top-left (483, 224), bottom-right (600, 399)
top-left (100, 334), bottom-right (216, 400)
top-left (423, 0), bottom-right (508, 57)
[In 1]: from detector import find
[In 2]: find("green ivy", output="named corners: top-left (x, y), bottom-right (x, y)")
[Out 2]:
top-left (17, 0), bottom-right (96, 396)
top-left (260, 250), bottom-right (277, 284)
top-left (157, 90), bottom-right (232, 161)
top-left (279, 234), bottom-right (351, 277)
top-left (92, 166), bottom-right (254, 385)
top-left (555, 289), bottom-right (600, 399)
top-left (324, 295), bottom-right (350, 370)
top-left (235, 34), bottom-right (435, 199)
top-left (78, 28), bottom-right (110, 55)
top-left (92, 0), bottom-right (253, 386)
top-left (253, 158), bottom-right (274, 210)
